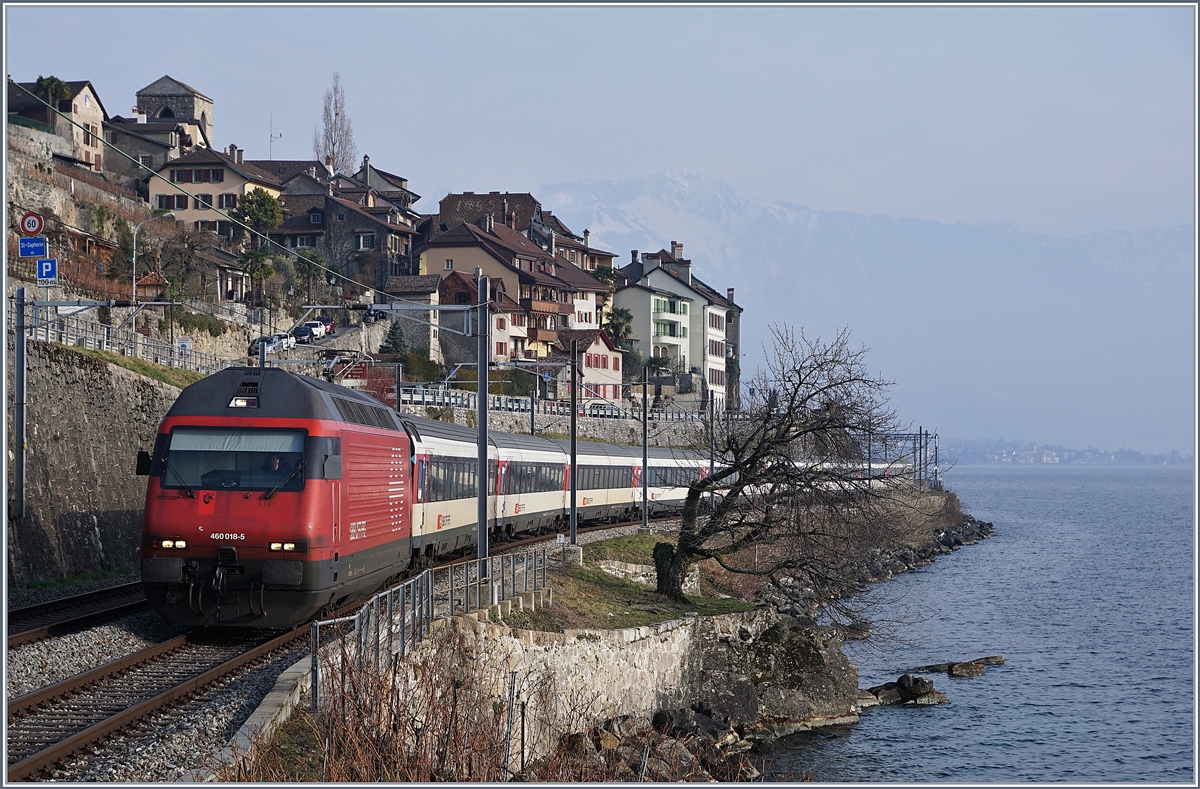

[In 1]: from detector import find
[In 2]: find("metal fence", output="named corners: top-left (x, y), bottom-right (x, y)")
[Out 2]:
top-left (397, 386), bottom-right (708, 423)
top-left (309, 548), bottom-right (549, 711)
top-left (9, 298), bottom-right (235, 376)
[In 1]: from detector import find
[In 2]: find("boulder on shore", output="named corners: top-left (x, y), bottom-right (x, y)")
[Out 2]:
top-left (949, 661), bottom-right (986, 678)
top-left (864, 673), bottom-right (949, 706)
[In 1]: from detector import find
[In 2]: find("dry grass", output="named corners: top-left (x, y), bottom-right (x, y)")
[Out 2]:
top-left (221, 626), bottom-right (752, 783)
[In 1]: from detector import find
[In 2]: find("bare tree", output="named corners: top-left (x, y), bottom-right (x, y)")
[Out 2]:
top-left (653, 325), bottom-right (923, 631)
top-left (312, 73), bottom-right (359, 175)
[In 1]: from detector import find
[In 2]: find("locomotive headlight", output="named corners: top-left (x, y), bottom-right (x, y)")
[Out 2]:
top-left (283, 542), bottom-right (297, 552)
top-left (154, 539), bottom-right (187, 550)
top-left (270, 542), bottom-right (283, 551)
top-left (269, 541), bottom-right (306, 553)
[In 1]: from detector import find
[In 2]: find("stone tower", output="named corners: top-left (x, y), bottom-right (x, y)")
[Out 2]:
top-left (135, 75), bottom-right (213, 146)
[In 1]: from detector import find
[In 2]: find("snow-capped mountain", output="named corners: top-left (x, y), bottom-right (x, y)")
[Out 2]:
top-left (536, 171), bottom-right (1193, 453)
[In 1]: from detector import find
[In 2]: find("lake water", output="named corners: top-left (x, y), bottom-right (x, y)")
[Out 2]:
top-left (765, 464), bottom-right (1195, 783)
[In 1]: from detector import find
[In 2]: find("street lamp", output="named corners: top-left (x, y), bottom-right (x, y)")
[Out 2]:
top-left (132, 212), bottom-right (174, 303)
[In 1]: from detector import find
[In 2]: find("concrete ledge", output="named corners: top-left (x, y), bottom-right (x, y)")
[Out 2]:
top-left (184, 653), bottom-right (311, 782)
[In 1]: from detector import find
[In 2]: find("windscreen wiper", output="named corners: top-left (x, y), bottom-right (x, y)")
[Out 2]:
top-left (265, 461), bottom-right (305, 500)
top-left (162, 458), bottom-right (196, 498)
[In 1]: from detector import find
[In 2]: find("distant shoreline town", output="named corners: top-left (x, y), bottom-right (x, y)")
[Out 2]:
top-left (942, 440), bottom-right (1192, 466)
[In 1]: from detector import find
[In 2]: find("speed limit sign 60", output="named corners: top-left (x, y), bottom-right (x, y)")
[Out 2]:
top-left (20, 212), bottom-right (43, 236)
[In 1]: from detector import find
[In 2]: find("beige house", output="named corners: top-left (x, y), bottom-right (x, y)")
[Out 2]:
top-left (147, 144), bottom-right (281, 238)
top-left (7, 79), bottom-right (108, 171)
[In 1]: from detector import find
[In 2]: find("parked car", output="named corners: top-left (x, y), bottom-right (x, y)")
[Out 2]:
top-left (303, 320), bottom-right (326, 340)
top-left (587, 402), bottom-right (624, 419)
top-left (319, 315), bottom-right (336, 335)
top-left (292, 325), bottom-right (315, 344)
top-left (247, 335), bottom-right (282, 356)
top-left (273, 332), bottom-right (295, 351)
top-left (364, 309), bottom-right (388, 323)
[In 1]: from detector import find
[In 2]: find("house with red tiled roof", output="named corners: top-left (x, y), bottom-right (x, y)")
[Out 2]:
top-left (552, 329), bottom-right (626, 403)
top-left (134, 271), bottom-right (170, 301)
top-left (414, 215), bottom-right (608, 361)
top-left (437, 271), bottom-right (525, 366)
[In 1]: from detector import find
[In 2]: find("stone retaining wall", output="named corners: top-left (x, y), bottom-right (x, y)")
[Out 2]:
top-left (6, 339), bottom-right (180, 586)
top-left (385, 606), bottom-right (858, 766)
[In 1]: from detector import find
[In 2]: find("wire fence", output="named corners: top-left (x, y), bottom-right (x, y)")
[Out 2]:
top-left (309, 548), bottom-right (550, 712)
top-left (9, 296), bottom-right (236, 376)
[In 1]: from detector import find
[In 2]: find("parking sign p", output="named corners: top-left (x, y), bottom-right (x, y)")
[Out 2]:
top-left (38, 259), bottom-right (56, 279)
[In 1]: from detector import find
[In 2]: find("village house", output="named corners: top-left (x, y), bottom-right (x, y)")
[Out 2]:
top-left (7, 79), bottom-right (108, 172)
top-left (616, 241), bottom-right (742, 411)
top-left (146, 143), bottom-right (282, 239)
top-left (381, 274), bottom-right (444, 364)
top-left (553, 329), bottom-right (625, 403)
top-left (415, 215), bottom-right (610, 361)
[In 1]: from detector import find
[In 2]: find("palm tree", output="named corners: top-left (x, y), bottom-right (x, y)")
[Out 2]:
top-left (606, 306), bottom-right (634, 346)
top-left (33, 76), bottom-right (70, 128)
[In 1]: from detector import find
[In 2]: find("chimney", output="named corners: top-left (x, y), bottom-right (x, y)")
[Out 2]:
top-left (550, 229), bottom-right (556, 257)
top-left (673, 257), bottom-right (692, 285)
top-left (727, 287), bottom-right (735, 303)
top-left (228, 143), bottom-right (237, 161)
top-left (323, 156), bottom-right (334, 176)
top-left (502, 198), bottom-right (509, 223)
top-left (509, 210), bottom-right (516, 229)
top-left (671, 241), bottom-right (683, 260)
top-left (583, 229), bottom-right (590, 248)
top-left (631, 250), bottom-right (639, 265)
top-left (308, 166), bottom-right (316, 178)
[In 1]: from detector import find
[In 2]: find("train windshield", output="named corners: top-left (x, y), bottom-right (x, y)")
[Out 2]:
top-left (163, 427), bottom-right (306, 492)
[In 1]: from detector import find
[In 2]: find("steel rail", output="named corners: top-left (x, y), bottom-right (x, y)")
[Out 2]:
top-left (7, 583), bottom-right (148, 646)
top-left (6, 628), bottom-right (303, 782)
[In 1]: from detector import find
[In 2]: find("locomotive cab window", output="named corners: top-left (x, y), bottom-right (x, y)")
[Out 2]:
top-left (162, 428), bottom-right (307, 492)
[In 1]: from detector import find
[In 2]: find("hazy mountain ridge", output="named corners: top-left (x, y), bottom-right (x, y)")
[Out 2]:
top-left (537, 171), bottom-right (1194, 453)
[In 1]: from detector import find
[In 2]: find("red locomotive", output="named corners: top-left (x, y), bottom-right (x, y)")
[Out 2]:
top-left (139, 366), bottom-right (706, 629)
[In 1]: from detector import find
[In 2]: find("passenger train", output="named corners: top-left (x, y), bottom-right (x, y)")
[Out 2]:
top-left (138, 366), bottom-right (708, 628)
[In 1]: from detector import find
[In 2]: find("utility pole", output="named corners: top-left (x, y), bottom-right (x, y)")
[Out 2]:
top-left (709, 389), bottom-right (716, 513)
top-left (12, 288), bottom-right (27, 518)
top-left (476, 270), bottom-right (490, 581)
top-left (641, 365), bottom-right (648, 532)
top-left (569, 339), bottom-right (578, 546)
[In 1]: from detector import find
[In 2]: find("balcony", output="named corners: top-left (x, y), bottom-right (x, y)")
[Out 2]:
top-left (521, 298), bottom-right (560, 314)
top-left (527, 326), bottom-right (558, 343)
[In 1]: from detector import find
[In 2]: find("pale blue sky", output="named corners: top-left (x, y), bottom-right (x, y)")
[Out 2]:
top-left (5, 4), bottom-right (1196, 453)
top-left (5, 5), bottom-right (1194, 235)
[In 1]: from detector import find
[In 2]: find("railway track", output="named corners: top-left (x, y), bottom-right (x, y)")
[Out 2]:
top-left (5, 516), bottom-right (672, 780)
top-left (7, 583), bottom-right (149, 646)
top-left (5, 628), bottom-right (303, 782)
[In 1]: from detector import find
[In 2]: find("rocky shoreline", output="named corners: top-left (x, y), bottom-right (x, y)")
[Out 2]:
top-left (766, 515), bottom-right (996, 623)
top-left (637, 515), bottom-right (996, 771)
